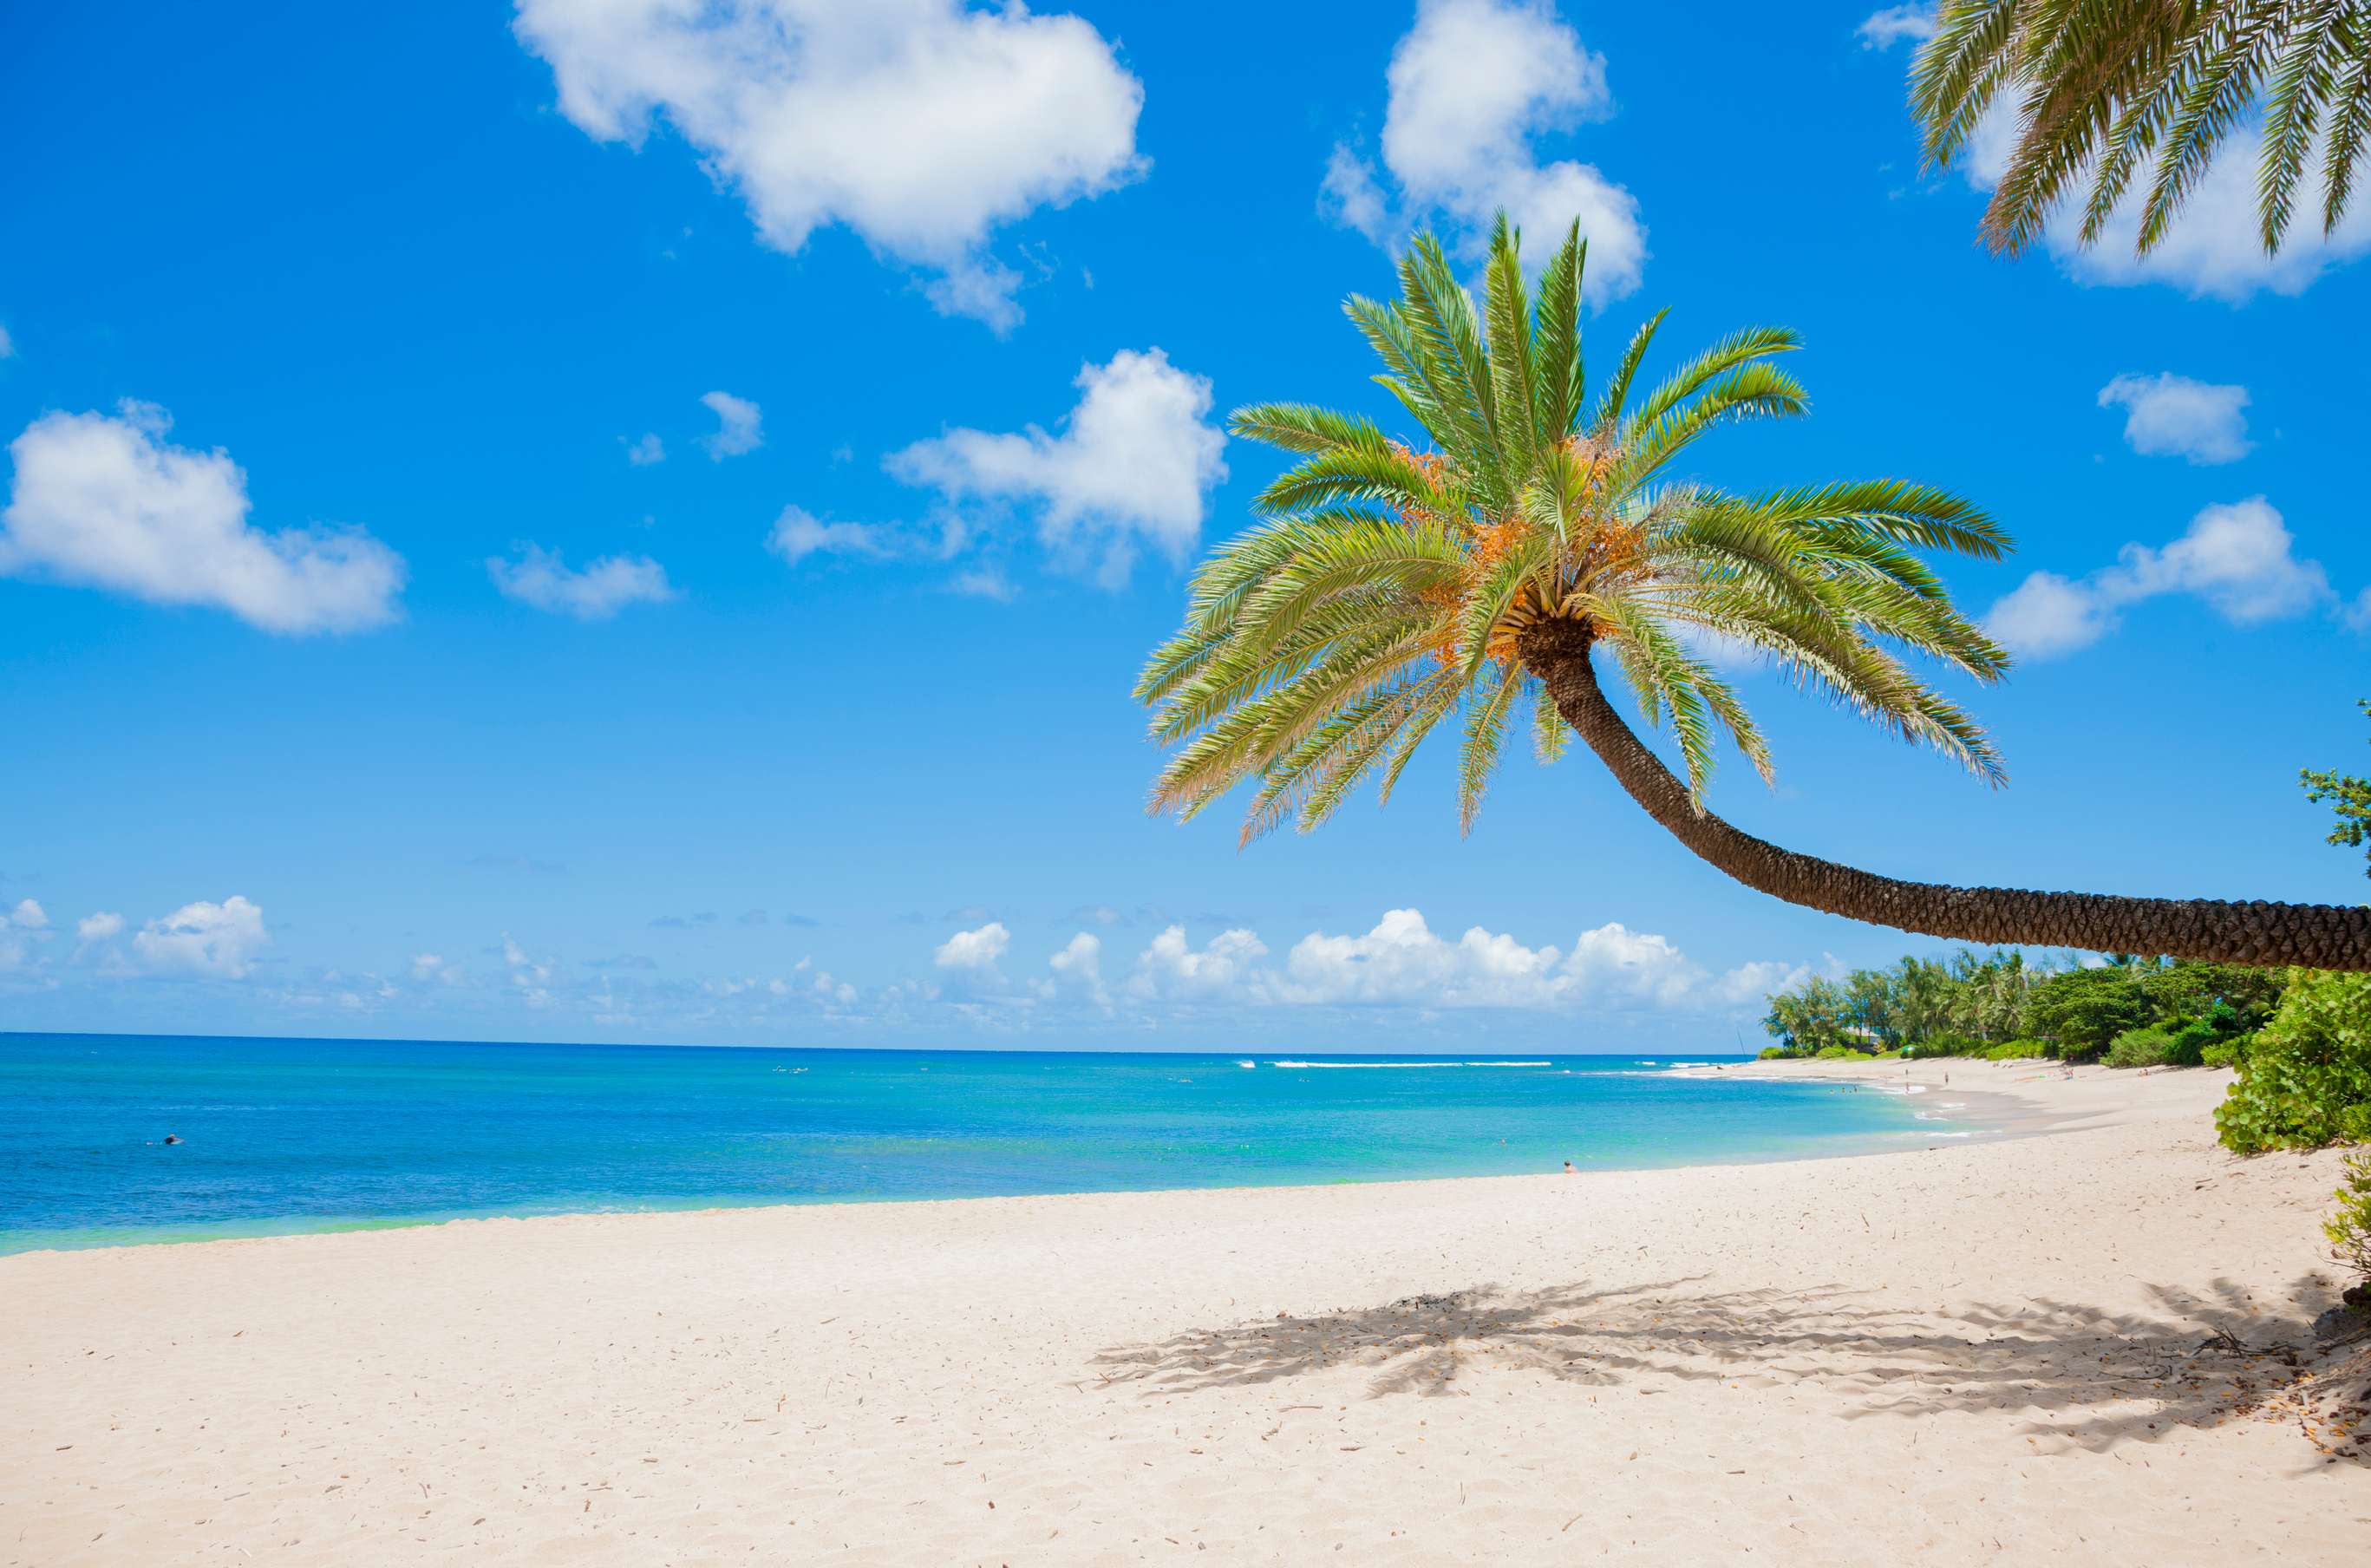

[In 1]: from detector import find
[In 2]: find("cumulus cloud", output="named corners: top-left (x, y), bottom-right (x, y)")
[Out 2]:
top-left (0, 898), bottom-right (53, 969)
top-left (513, 0), bottom-right (1146, 330)
top-left (2098, 373), bottom-right (2253, 464)
top-left (624, 433), bottom-right (665, 466)
top-left (698, 391), bottom-right (763, 460)
top-left (936, 921), bottom-right (1010, 973)
top-left (1046, 931), bottom-right (1105, 1003)
top-left (1987, 496), bottom-right (2335, 658)
top-left (1857, 3), bottom-right (1937, 48)
top-left (488, 542), bottom-right (676, 619)
top-left (0, 402), bottom-right (405, 634)
top-left (131, 895), bottom-right (270, 979)
top-left (1956, 113), bottom-right (2371, 302)
top-left (66, 910), bottom-right (122, 967)
top-left (766, 506), bottom-right (894, 565)
top-left (888, 349), bottom-right (1226, 585)
top-left (1113, 909), bottom-right (1776, 1013)
top-left (1321, 0), bottom-right (1646, 305)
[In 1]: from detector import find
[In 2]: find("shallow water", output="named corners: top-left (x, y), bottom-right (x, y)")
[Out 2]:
top-left (0, 1034), bottom-right (1947, 1252)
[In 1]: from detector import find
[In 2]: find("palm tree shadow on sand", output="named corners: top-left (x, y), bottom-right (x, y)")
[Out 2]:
top-left (1091, 1277), bottom-right (2370, 1465)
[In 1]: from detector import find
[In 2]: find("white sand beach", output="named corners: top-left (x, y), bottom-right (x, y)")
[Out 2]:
top-left (6, 1062), bottom-right (2368, 1566)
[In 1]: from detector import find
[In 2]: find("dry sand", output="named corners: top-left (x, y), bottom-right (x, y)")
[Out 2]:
top-left (6, 1061), bottom-right (2368, 1566)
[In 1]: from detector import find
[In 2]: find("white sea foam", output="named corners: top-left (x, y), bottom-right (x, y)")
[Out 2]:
top-left (1270, 1061), bottom-right (1461, 1068)
top-left (1265, 1060), bottom-right (1553, 1069)
top-left (1236, 1061), bottom-right (1255, 1068)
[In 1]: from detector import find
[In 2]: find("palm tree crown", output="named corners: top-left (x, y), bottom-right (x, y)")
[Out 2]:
top-left (1914, 0), bottom-right (2371, 258)
top-left (1136, 218), bottom-right (2012, 844)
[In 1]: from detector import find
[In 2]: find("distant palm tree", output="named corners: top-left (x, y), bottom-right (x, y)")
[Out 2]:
top-left (1913, 0), bottom-right (2371, 258)
top-left (1133, 219), bottom-right (2370, 970)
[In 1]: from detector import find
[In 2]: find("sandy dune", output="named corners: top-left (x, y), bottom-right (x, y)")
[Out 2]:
top-left (5, 1063), bottom-right (2368, 1565)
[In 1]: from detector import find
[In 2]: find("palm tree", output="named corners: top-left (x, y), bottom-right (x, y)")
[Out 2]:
top-left (1913, 0), bottom-right (2371, 258)
top-left (1133, 219), bottom-right (2371, 970)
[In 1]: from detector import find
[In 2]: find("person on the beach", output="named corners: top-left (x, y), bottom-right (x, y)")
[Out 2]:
top-left (1564, 1160), bottom-right (1575, 1173)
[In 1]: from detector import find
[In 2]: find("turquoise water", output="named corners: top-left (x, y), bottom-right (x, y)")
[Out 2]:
top-left (0, 1033), bottom-right (1939, 1254)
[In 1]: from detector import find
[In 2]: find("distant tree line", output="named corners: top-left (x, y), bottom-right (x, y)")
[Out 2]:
top-left (1760, 951), bottom-right (2283, 1067)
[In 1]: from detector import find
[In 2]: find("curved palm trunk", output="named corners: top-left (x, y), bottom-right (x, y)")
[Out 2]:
top-left (1517, 621), bottom-right (2371, 970)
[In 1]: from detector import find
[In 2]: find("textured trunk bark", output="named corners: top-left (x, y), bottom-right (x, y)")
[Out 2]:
top-left (1517, 619), bottom-right (2371, 970)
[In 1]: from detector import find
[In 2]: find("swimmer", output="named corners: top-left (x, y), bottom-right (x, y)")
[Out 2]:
top-left (163, 1134), bottom-right (182, 1145)
top-left (1564, 1160), bottom-right (1575, 1173)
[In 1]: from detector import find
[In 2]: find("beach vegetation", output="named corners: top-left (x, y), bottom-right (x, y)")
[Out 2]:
top-left (2325, 1153), bottom-right (2371, 1302)
top-left (2301, 699), bottom-right (2371, 881)
top-left (1911, 2), bottom-right (2371, 262)
top-left (1764, 949), bottom-right (2060, 1056)
top-left (1761, 951), bottom-right (2280, 1062)
top-left (1129, 217), bottom-right (2371, 968)
top-left (2201, 1036), bottom-right (2251, 1069)
top-left (2215, 969), bottom-right (2371, 1153)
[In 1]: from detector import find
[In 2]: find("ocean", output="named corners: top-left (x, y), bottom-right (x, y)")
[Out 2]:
top-left (0, 1032), bottom-right (1956, 1254)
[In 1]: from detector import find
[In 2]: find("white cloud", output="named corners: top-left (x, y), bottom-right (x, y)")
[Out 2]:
top-left (1958, 114), bottom-right (2371, 302)
top-left (889, 349), bottom-right (1226, 586)
top-left (1857, 3), bottom-right (1936, 49)
top-left (0, 325), bottom-right (15, 358)
top-left (1322, 0), bottom-right (1646, 306)
top-left (1047, 931), bottom-right (1106, 1003)
top-left (1986, 496), bottom-right (2335, 657)
top-left (624, 433), bottom-right (665, 466)
top-left (513, 0), bottom-right (1146, 330)
top-left (488, 542), bottom-right (676, 619)
top-left (948, 567), bottom-right (1019, 601)
top-left (132, 895), bottom-right (269, 979)
top-left (409, 951), bottom-right (443, 982)
top-left (1983, 571), bottom-right (2117, 660)
top-left (766, 505), bottom-right (894, 564)
top-left (1116, 909), bottom-right (1780, 1013)
top-left (1125, 924), bottom-right (1272, 1003)
top-left (0, 402), bottom-right (405, 634)
top-left (2097, 373), bottom-right (2253, 464)
top-left (936, 921), bottom-right (1010, 971)
top-left (0, 898), bottom-right (54, 970)
top-left (2345, 586), bottom-right (2371, 634)
top-left (698, 391), bottom-right (762, 459)
top-left (69, 910), bottom-right (123, 966)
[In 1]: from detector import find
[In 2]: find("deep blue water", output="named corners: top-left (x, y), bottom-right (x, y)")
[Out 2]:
top-left (0, 1033), bottom-right (1945, 1254)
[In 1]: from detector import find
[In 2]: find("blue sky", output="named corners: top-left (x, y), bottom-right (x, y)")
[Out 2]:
top-left (2, 0), bottom-right (2366, 1051)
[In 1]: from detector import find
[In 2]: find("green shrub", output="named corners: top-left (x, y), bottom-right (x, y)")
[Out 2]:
top-left (1756, 1046), bottom-right (1798, 1060)
top-left (2200, 1034), bottom-right (2252, 1069)
top-left (2326, 1153), bottom-right (2371, 1297)
top-left (1813, 1044), bottom-right (1864, 1061)
top-left (2214, 970), bottom-right (2371, 1154)
top-left (2105, 1025), bottom-right (2175, 1068)
top-left (2163, 1021), bottom-right (2218, 1067)
top-left (1904, 1034), bottom-right (1986, 1059)
top-left (1982, 1037), bottom-right (2048, 1060)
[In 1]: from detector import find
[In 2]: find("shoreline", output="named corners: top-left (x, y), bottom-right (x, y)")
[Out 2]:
top-left (8, 1062), bottom-right (2365, 1565)
top-left (0, 1059), bottom-right (2178, 1259)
